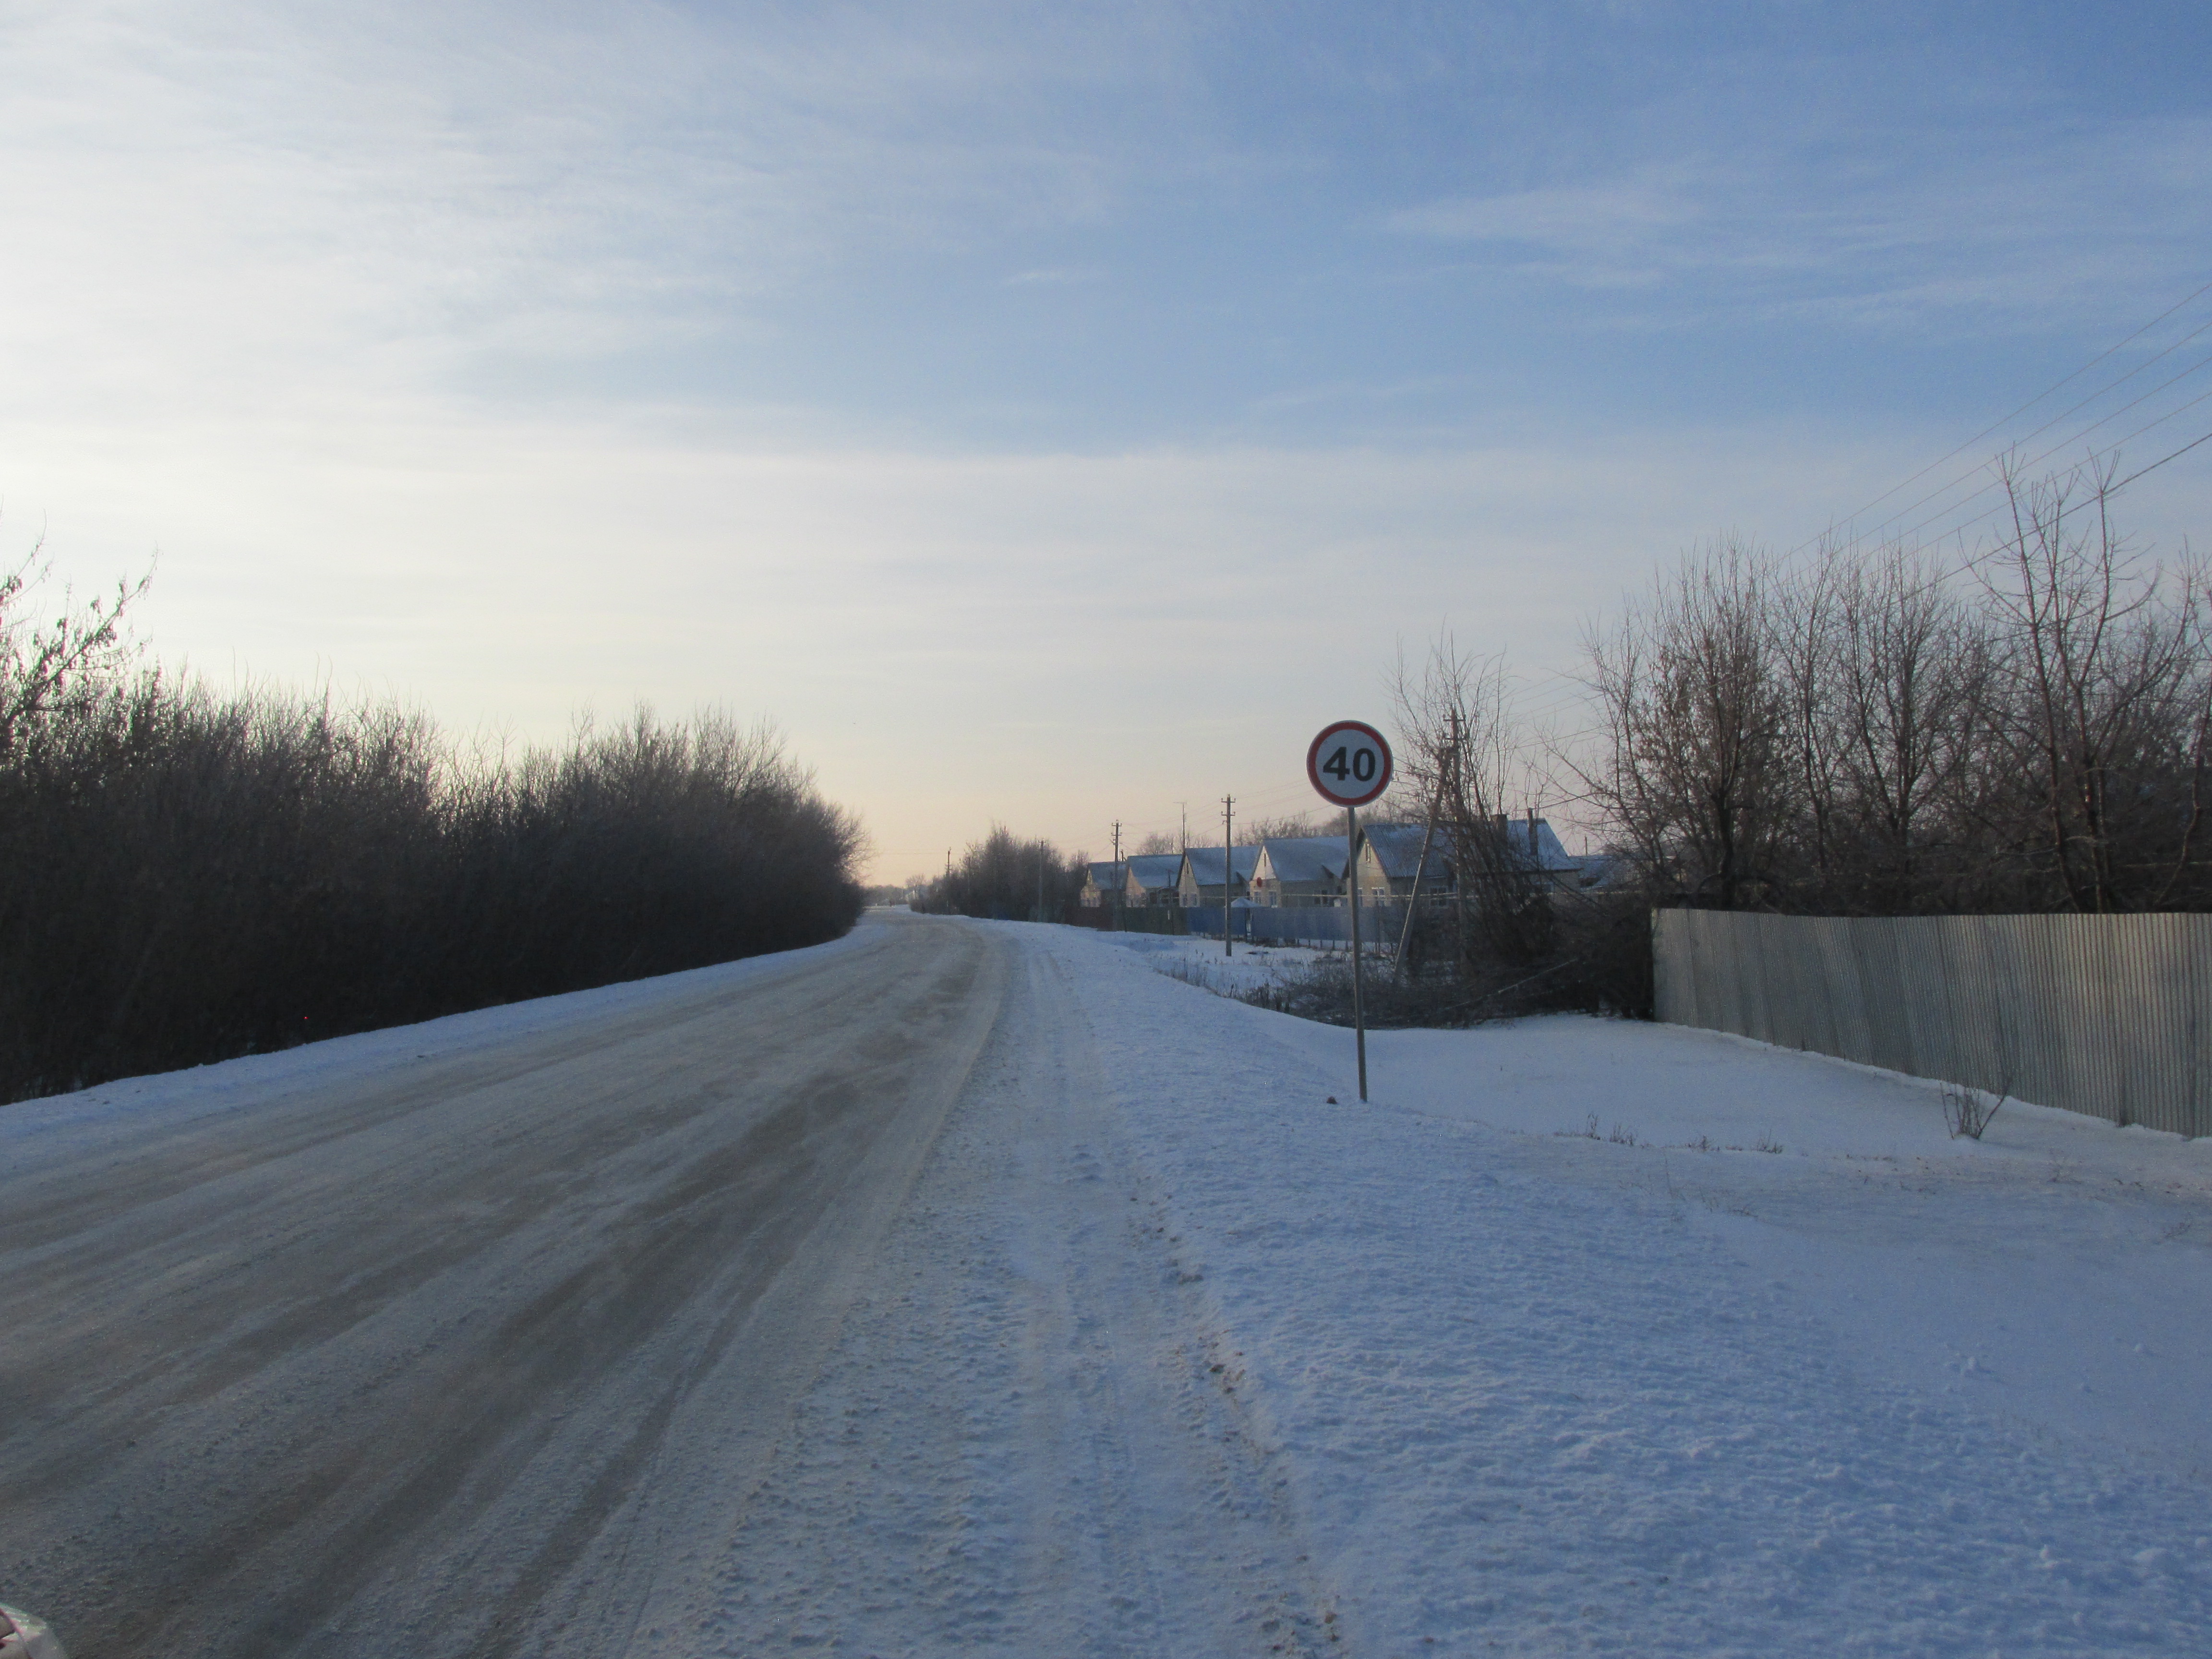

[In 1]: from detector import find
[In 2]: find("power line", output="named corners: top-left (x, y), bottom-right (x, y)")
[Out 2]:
top-left (2113, 423), bottom-right (2212, 492)
top-left (1810, 275), bottom-right (2212, 548)
top-left (1885, 390), bottom-right (2212, 557)
top-left (1848, 329), bottom-right (2212, 553)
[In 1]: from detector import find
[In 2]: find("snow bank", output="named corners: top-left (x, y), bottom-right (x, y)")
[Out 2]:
top-left (1047, 923), bottom-right (2212, 1656)
top-left (2, 928), bottom-right (875, 1179)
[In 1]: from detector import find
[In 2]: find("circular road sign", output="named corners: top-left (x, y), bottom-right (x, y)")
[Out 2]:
top-left (1306, 720), bottom-right (1394, 807)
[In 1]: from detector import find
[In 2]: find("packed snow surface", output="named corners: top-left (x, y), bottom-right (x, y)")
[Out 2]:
top-left (1082, 925), bottom-right (2212, 1653)
top-left (12, 914), bottom-right (2212, 1655)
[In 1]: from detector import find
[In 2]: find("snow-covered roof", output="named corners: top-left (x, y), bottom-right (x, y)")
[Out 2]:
top-left (1180, 844), bottom-right (1261, 886)
top-left (1125, 854), bottom-right (1183, 891)
top-left (1448, 817), bottom-right (1580, 873)
top-left (1358, 824), bottom-right (1452, 882)
top-left (1255, 836), bottom-right (1349, 886)
top-left (1502, 817), bottom-right (1579, 872)
top-left (1568, 853), bottom-right (1628, 889)
top-left (1085, 861), bottom-right (1122, 890)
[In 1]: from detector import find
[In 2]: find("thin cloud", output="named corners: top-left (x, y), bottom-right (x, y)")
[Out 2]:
top-left (1383, 118), bottom-right (2212, 333)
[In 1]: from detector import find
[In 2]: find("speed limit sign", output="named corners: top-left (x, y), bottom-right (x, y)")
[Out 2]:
top-left (1307, 720), bottom-right (1394, 807)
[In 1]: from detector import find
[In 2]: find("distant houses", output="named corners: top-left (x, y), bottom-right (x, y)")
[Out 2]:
top-left (1353, 817), bottom-right (1607, 902)
top-left (1171, 817), bottom-right (1606, 912)
top-left (1352, 824), bottom-right (1452, 902)
top-left (1075, 818), bottom-right (1600, 923)
top-left (1124, 853), bottom-right (1184, 907)
top-left (1078, 861), bottom-right (1123, 908)
top-left (1177, 843), bottom-right (1262, 906)
top-left (1248, 836), bottom-right (1351, 905)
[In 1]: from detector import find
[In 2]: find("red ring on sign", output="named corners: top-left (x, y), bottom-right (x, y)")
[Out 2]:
top-left (1306, 720), bottom-right (1394, 807)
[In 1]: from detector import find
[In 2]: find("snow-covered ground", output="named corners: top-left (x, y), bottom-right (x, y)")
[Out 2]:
top-left (1094, 931), bottom-right (1334, 998)
top-left (1079, 921), bottom-right (2212, 1654)
top-left (12, 914), bottom-right (2212, 1655)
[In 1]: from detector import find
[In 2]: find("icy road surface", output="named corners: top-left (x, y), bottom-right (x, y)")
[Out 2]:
top-left (8, 913), bottom-right (2212, 1657)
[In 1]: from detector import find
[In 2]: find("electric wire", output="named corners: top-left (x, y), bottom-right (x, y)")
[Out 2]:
top-left (1801, 275), bottom-right (2212, 553)
top-left (1838, 319), bottom-right (2212, 554)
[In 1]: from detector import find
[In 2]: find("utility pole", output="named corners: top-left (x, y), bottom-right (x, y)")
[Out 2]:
top-left (1110, 820), bottom-right (1123, 934)
top-left (1397, 773), bottom-right (1442, 977)
top-left (1221, 795), bottom-right (1235, 958)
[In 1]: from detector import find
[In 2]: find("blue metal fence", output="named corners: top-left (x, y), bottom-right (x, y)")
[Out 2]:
top-left (1181, 904), bottom-right (1405, 946)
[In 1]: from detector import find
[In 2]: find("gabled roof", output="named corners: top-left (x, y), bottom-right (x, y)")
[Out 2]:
top-left (1358, 823), bottom-right (1452, 882)
top-left (1085, 861), bottom-right (1122, 889)
top-left (1180, 844), bottom-right (1261, 886)
top-left (1255, 835), bottom-right (1349, 885)
top-left (1568, 853), bottom-right (1628, 889)
top-left (1501, 817), bottom-right (1579, 872)
top-left (1125, 854), bottom-right (1182, 891)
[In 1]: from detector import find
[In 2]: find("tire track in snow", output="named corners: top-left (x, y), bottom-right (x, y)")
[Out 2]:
top-left (694, 925), bottom-right (1334, 1657)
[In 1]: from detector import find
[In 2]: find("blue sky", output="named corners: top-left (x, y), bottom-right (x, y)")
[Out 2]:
top-left (6, 1), bottom-right (2211, 877)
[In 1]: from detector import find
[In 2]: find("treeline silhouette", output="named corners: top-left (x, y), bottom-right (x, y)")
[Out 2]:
top-left (1577, 460), bottom-right (2212, 915)
top-left (0, 566), bottom-right (863, 1100)
top-left (911, 825), bottom-right (1086, 920)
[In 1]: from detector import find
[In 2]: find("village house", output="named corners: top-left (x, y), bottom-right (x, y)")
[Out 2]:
top-left (1176, 844), bottom-right (1260, 906)
top-left (1351, 823), bottom-right (1455, 902)
top-left (1122, 854), bottom-right (1184, 908)
top-left (1247, 836), bottom-right (1351, 906)
top-left (1354, 817), bottom-right (1591, 902)
top-left (1078, 861), bottom-right (1123, 908)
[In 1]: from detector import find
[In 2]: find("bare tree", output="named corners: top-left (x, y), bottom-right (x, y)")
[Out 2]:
top-left (1582, 538), bottom-right (1791, 909)
top-left (1978, 456), bottom-right (2211, 911)
top-left (1243, 811), bottom-right (1318, 841)
top-left (1827, 540), bottom-right (1987, 911)
top-left (0, 545), bottom-right (152, 759)
top-left (1391, 634), bottom-right (1553, 965)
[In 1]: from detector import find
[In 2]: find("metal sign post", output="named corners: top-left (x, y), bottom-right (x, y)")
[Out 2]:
top-left (1305, 721), bottom-right (1393, 1102)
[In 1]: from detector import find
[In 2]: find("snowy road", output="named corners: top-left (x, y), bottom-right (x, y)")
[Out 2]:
top-left (1, 915), bottom-right (1329, 1658)
top-left (10, 914), bottom-right (2212, 1657)
top-left (4, 915), bottom-right (1023, 1655)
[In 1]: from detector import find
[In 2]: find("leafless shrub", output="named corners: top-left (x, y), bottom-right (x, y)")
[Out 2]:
top-left (0, 578), bottom-right (865, 1100)
top-left (1941, 1077), bottom-right (2008, 1141)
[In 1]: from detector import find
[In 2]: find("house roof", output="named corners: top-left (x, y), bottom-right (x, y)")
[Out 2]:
top-left (1125, 854), bottom-right (1183, 891)
top-left (1255, 835), bottom-right (1349, 885)
top-left (1180, 844), bottom-right (1261, 886)
top-left (1085, 861), bottom-right (1122, 889)
top-left (1502, 817), bottom-right (1579, 872)
top-left (1358, 823), bottom-right (1453, 882)
top-left (1568, 852), bottom-right (1627, 888)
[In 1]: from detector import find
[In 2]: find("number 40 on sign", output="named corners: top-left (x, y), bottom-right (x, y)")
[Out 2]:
top-left (1306, 721), bottom-right (1392, 806)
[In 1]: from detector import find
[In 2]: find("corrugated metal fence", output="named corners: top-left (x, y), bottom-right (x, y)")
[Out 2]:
top-left (1653, 910), bottom-right (2212, 1137)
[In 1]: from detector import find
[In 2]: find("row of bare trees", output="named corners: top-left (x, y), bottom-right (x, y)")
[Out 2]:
top-left (1374, 460), bottom-right (2211, 1018)
top-left (1581, 460), bottom-right (2211, 915)
top-left (0, 556), bottom-right (866, 1100)
top-left (910, 825), bottom-right (1088, 921)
